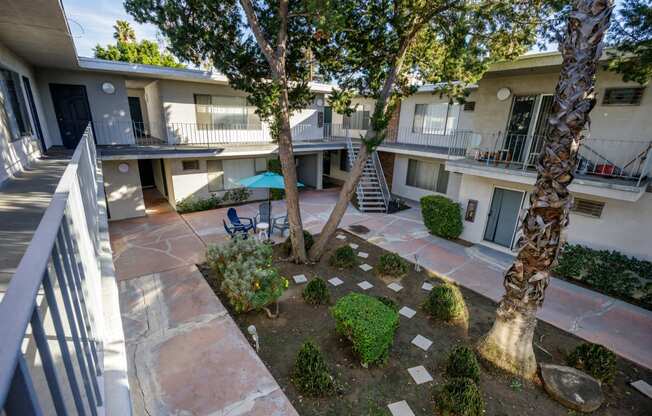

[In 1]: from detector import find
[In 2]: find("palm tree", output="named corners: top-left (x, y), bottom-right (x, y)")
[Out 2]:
top-left (113, 20), bottom-right (136, 43)
top-left (477, 0), bottom-right (614, 380)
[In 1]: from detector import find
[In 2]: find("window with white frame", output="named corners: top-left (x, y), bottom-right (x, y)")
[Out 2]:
top-left (406, 158), bottom-right (449, 193)
top-left (343, 108), bottom-right (370, 130)
top-left (182, 160), bottom-right (200, 171)
top-left (0, 68), bottom-right (32, 141)
top-left (207, 160), bottom-right (224, 192)
top-left (194, 94), bottom-right (262, 130)
top-left (412, 102), bottom-right (460, 135)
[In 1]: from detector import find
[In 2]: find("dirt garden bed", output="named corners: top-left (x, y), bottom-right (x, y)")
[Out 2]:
top-left (198, 230), bottom-right (652, 416)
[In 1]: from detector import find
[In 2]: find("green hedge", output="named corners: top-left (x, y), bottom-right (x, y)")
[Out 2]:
top-left (329, 245), bottom-right (358, 268)
top-left (303, 278), bottom-right (330, 305)
top-left (445, 345), bottom-right (480, 383)
top-left (331, 293), bottom-right (399, 366)
top-left (420, 195), bottom-right (463, 239)
top-left (423, 283), bottom-right (467, 323)
top-left (375, 253), bottom-right (409, 278)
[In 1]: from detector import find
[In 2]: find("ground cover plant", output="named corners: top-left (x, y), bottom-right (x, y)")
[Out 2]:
top-left (199, 230), bottom-right (652, 415)
top-left (329, 245), bottom-right (358, 268)
top-left (176, 187), bottom-right (252, 214)
top-left (420, 195), bottom-right (464, 239)
top-left (566, 343), bottom-right (617, 385)
top-left (375, 253), bottom-right (409, 279)
top-left (303, 278), bottom-right (330, 305)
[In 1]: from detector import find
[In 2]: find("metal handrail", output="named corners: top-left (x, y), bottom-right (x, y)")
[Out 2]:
top-left (372, 150), bottom-right (390, 212)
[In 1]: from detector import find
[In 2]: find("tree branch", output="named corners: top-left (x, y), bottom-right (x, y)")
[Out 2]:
top-left (239, 0), bottom-right (278, 72)
top-left (276, 0), bottom-right (289, 70)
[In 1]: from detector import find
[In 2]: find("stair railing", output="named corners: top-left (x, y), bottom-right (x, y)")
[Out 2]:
top-left (346, 134), bottom-right (366, 204)
top-left (371, 150), bottom-right (390, 213)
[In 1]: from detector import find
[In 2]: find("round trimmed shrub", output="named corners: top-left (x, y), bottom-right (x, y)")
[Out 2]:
top-left (566, 343), bottom-right (617, 385)
top-left (292, 340), bottom-right (335, 396)
top-left (282, 230), bottom-right (314, 256)
top-left (437, 377), bottom-right (484, 416)
top-left (445, 345), bottom-right (480, 383)
top-left (329, 245), bottom-right (357, 268)
top-left (303, 278), bottom-right (330, 305)
top-left (423, 283), bottom-right (467, 322)
top-left (420, 195), bottom-right (463, 239)
top-left (375, 253), bottom-right (409, 278)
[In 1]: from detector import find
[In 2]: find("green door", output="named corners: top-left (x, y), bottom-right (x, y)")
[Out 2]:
top-left (484, 188), bottom-right (523, 248)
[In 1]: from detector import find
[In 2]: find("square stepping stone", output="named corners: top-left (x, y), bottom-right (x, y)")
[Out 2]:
top-left (631, 380), bottom-right (652, 399)
top-left (398, 306), bottom-right (416, 319)
top-left (411, 334), bottom-right (432, 351)
top-left (357, 281), bottom-right (373, 290)
top-left (407, 365), bottom-right (433, 385)
top-left (359, 263), bottom-right (373, 272)
top-left (349, 243), bottom-right (359, 249)
top-left (292, 274), bottom-right (307, 284)
top-left (357, 251), bottom-right (369, 258)
top-left (336, 234), bottom-right (347, 240)
top-left (387, 400), bottom-right (415, 416)
top-left (328, 277), bottom-right (344, 287)
top-left (388, 282), bottom-right (403, 292)
top-left (421, 282), bottom-right (433, 292)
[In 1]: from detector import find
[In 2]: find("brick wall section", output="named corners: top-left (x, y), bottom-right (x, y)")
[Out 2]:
top-left (378, 151), bottom-right (395, 192)
top-left (385, 101), bottom-right (401, 143)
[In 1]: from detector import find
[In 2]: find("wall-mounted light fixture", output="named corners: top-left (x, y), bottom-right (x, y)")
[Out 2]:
top-left (101, 82), bottom-right (116, 95)
top-left (496, 87), bottom-right (511, 101)
top-left (118, 163), bottom-right (129, 173)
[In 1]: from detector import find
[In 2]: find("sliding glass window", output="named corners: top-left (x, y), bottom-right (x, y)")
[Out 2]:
top-left (0, 68), bottom-right (32, 141)
top-left (412, 102), bottom-right (460, 135)
top-left (194, 94), bottom-right (262, 130)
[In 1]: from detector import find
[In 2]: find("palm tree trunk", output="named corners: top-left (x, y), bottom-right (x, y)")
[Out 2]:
top-left (477, 0), bottom-right (613, 380)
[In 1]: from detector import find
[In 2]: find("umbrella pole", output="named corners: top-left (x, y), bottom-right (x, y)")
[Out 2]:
top-left (268, 191), bottom-right (272, 239)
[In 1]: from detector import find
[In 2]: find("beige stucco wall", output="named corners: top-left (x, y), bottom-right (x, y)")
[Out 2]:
top-left (143, 80), bottom-right (164, 140)
top-left (103, 160), bottom-right (146, 220)
top-left (126, 88), bottom-right (150, 126)
top-left (326, 149), bottom-right (349, 182)
top-left (390, 154), bottom-right (461, 202)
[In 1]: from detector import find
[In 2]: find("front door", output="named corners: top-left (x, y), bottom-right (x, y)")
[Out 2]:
top-left (50, 84), bottom-right (93, 149)
top-left (128, 96), bottom-right (145, 138)
top-left (484, 188), bottom-right (523, 248)
top-left (323, 151), bottom-right (331, 175)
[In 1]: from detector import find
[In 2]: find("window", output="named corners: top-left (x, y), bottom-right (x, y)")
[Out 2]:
top-left (0, 68), bottom-right (32, 141)
top-left (207, 160), bottom-right (224, 192)
top-left (343, 109), bottom-right (370, 130)
top-left (571, 198), bottom-right (604, 218)
top-left (463, 101), bottom-right (476, 111)
top-left (339, 149), bottom-right (350, 172)
top-left (406, 158), bottom-right (448, 193)
top-left (412, 102), bottom-right (460, 134)
top-left (255, 157), bottom-right (267, 174)
top-left (182, 160), bottom-right (200, 171)
top-left (194, 94), bottom-right (262, 129)
top-left (602, 87), bottom-right (645, 106)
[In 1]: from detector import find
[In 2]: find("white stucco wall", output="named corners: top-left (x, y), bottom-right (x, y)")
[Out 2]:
top-left (152, 158), bottom-right (165, 197)
top-left (143, 80), bottom-right (164, 140)
top-left (103, 160), bottom-right (146, 221)
top-left (390, 154), bottom-right (460, 202)
top-left (126, 88), bottom-right (150, 126)
top-left (296, 152), bottom-right (322, 189)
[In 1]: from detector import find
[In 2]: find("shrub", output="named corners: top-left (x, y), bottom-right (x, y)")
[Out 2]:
top-left (420, 195), bottom-right (463, 239)
top-left (437, 377), bottom-right (484, 416)
top-left (331, 293), bottom-right (399, 366)
top-left (292, 341), bottom-right (335, 396)
top-left (281, 230), bottom-right (314, 256)
top-left (206, 237), bottom-right (287, 313)
top-left (375, 296), bottom-right (399, 312)
top-left (375, 253), bottom-right (409, 278)
top-left (423, 283), bottom-right (467, 322)
top-left (303, 278), bottom-right (330, 305)
top-left (445, 346), bottom-right (480, 383)
top-left (329, 245), bottom-right (358, 268)
top-left (176, 195), bottom-right (221, 213)
top-left (223, 187), bottom-right (251, 204)
top-left (566, 343), bottom-right (617, 385)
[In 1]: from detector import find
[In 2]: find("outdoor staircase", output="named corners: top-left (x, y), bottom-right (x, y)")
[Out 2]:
top-left (347, 138), bottom-right (390, 213)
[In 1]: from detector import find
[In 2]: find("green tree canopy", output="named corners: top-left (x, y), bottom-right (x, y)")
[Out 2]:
top-left (607, 0), bottom-right (652, 84)
top-left (93, 20), bottom-right (184, 68)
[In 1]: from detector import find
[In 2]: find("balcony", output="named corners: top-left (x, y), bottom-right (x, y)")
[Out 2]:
top-left (381, 127), bottom-right (479, 158)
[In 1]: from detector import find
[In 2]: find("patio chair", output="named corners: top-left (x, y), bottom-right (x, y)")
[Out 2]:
top-left (223, 219), bottom-right (249, 239)
top-left (227, 207), bottom-right (254, 232)
top-left (271, 214), bottom-right (290, 237)
top-left (254, 202), bottom-right (271, 229)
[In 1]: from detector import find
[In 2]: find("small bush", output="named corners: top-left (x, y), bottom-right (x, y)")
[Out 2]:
top-left (423, 283), bottom-right (467, 322)
top-left (331, 293), bottom-right (399, 366)
top-left (445, 346), bottom-right (480, 383)
top-left (566, 343), bottom-right (617, 385)
top-left (329, 245), bottom-right (358, 268)
top-left (375, 296), bottom-right (399, 312)
top-left (281, 230), bottom-right (314, 256)
top-left (420, 195), bottom-right (463, 239)
top-left (292, 341), bottom-right (335, 396)
top-left (437, 377), bottom-right (484, 416)
top-left (176, 195), bottom-right (221, 213)
top-left (223, 187), bottom-right (251, 204)
top-left (206, 237), bottom-right (287, 313)
top-left (303, 278), bottom-right (330, 305)
top-left (375, 253), bottom-right (409, 278)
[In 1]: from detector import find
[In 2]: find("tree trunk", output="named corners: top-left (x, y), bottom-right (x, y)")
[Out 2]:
top-left (477, 0), bottom-right (613, 380)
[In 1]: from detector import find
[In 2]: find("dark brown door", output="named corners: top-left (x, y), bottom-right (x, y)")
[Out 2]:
top-left (49, 84), bottom-right (93, 149)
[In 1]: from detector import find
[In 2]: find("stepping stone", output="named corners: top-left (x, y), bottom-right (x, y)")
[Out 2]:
top-left (540, 363), bottom-right (604, 413)
top-left (631, 380), bottom-right (652, 399)
top-left (357, 251), bottom-right (369, 258)
top-left (399, 306), bottom-right (416, 319)
top-left (336, 234), bottom-right (347, 240)
top-left (349, 243), bottom-right (359, 249)
top-left (359, 263), bottom-right (373, 272)
top-left (387, 282), bottom-right (403, 292)
top-left (328, 277), bottom-right (344, 287)
top-left (421, 282), bottom-right (433, 291)
top-left (358, 281), bottom-right (373, 290)
top-left (407, 365), bottom-right (433, 385)
top-left (292, 274), bottom-right (308, 284)
top-left (387, 400), bottom-right (415, 416)
top-left (411, 335), bottom-right (432, 351)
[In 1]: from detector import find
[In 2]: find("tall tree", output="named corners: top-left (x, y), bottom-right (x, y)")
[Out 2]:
top-left (94, 20), bottom-right (184, 68)
top-left (125, 0), bottom-right (319, 262)
top-left (477, 0), bottom-right (614, 380)
top-left (308, 0), bottom-right (564, 260)
top-left (607, 0), bottom-right (652, 84)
